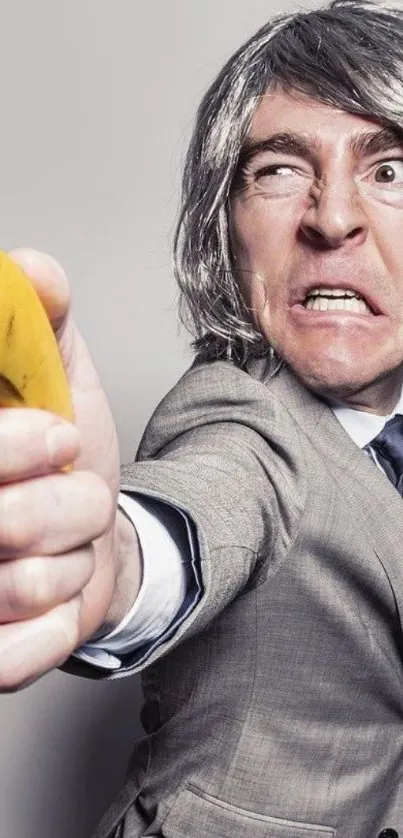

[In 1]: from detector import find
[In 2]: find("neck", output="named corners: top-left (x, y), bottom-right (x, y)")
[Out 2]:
top-left (312, 371), bottom-right (403, 416)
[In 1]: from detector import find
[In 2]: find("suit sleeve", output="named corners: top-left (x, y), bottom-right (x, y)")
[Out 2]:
top-left (61, 359), bottom-right (304, 680)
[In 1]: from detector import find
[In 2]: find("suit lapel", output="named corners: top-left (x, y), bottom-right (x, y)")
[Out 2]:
top-left (253, 361), bottom-right (403, 620)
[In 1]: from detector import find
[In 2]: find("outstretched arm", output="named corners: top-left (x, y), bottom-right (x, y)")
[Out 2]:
top-left (0, 247), bottom-right (141, 690)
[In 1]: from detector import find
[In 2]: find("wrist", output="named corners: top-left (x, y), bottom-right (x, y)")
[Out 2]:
top-left (92, 507), bottom-right (143, 639)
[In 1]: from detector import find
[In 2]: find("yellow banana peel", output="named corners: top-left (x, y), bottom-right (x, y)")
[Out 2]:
top-left (0, 250), bottom-right (74, 425)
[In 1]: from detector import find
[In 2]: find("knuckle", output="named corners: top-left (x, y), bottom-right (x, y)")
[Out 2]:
top-left (68, 547), bottom-right (95, 591)
top-left (0, 410), bottom-right (49, 479)
top-left (17, 558), bottom-right (50, 612)
top-left (2, 567), bottom-right (24, 618)
top-left (0, 486), bottom-right (43, 551)
top-left (83, 472), bottom-right (114, 532)
top-left (4, 558), bottom-right (49, 618)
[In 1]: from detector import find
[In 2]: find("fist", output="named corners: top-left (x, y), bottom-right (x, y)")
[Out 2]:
top-left (0, 249), bottom-right (124, 691)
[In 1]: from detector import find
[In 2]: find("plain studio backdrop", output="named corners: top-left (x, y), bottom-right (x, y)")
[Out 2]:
top-left (0, 2), bottom-right (321, 836)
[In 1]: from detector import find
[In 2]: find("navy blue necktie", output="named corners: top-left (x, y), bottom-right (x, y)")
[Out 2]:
top-left (365, 414), bottom-right (403, 495)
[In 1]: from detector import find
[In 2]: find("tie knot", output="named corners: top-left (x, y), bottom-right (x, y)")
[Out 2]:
top-left (368, 413), bottom-right (403, 485)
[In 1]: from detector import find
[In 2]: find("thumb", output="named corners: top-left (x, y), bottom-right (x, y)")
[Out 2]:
top-left (8, 247), bottom-right (71, 332)
top-left (8, 247), bottom-right (105, 399)
top-left (7, 247), bottom-right (80, 399)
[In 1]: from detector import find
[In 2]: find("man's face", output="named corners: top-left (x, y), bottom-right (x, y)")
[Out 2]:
top-left (230, 87), bottom-right (403, 412)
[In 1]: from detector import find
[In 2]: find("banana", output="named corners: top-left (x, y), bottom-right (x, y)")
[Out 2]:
top-left (0, 250), bottom-right (73, 422)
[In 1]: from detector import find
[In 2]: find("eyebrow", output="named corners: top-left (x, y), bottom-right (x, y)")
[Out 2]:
top-left (238, 126), bottom-right (403, 170)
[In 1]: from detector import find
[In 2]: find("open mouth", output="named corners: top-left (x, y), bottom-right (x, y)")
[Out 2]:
top-left (302, 287), bottom-right (373, 315)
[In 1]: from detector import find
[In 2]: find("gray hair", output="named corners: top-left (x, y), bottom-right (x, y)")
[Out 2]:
top-left (173, 0), bottom-right (403, 364)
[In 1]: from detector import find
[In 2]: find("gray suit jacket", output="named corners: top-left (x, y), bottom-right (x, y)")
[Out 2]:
top-left (88, 356), bottom-right (403, 838)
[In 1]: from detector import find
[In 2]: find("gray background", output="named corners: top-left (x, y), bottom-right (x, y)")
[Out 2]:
top-left (0, 2), bottom-right (320, 836)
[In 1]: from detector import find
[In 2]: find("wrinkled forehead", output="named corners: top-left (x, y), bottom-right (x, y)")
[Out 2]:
top-left (241, 86), bottom-right (402, 159)
top-left (247, 86), bottom-right (376, 139)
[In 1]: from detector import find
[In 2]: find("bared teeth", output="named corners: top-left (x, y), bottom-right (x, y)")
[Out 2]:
top-left (304, 296), bottom-right (371, 313)
top-left (302, 286), bottom-right (373, 313)
top-left (308, 287), bottom-right (361, 299)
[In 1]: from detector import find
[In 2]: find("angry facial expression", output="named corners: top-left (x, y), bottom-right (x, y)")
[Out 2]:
top-left (230, 88), bottom-right (403, 412)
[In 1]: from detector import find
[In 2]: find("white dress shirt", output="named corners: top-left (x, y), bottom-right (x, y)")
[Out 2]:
top-left (74, 390), bottom-right (403, 671)
top-left (74, 494), bottom-right (199, 670)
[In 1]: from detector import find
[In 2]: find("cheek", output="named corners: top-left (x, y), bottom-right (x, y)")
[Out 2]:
top-left (230, 205), bottom-right (291, 311)
top-left (376, 223), bottom-right (403, 292)
top-left (364, 207), bottom-right (403, 290)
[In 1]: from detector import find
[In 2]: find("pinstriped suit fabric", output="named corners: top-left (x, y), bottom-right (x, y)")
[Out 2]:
top-left (87, 358), bottom-right (403, 838)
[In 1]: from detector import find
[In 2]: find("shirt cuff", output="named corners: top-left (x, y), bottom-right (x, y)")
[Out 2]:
top-left (72, 491), bottom-right (198, 671)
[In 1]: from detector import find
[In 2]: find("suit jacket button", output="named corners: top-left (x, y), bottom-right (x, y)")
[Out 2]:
top-left (378, 830), bottom-right (399, 837)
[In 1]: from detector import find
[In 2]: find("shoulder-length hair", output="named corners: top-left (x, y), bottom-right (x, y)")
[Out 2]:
top-left (173, 0), bottom-right (403, 364)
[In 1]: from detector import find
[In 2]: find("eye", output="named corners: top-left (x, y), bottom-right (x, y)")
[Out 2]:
top-left (373, 160), bottom-right (403, 185)
top-left (250, 163), bottom-right (309, 197)
top-left (255, 164), bottom-right (297, 178)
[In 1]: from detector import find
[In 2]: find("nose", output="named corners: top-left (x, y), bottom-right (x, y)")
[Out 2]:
top-left (300, 178), bottom-right (369, 249)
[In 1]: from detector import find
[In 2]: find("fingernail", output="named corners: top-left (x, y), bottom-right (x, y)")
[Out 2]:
top-left (47, 423), bottom-right (80, 467)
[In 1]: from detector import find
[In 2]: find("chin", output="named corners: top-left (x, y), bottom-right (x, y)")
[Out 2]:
top-left (286, 350), bottom-right (369, 392)
top-left (291, 357), bottom-right (403, 411)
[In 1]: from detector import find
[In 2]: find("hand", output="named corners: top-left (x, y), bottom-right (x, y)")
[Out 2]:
top-left (0, 249), bottom-right (139, 691)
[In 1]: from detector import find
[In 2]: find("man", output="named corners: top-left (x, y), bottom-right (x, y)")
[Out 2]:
top-left (1, 0), bottom-right (403, 835)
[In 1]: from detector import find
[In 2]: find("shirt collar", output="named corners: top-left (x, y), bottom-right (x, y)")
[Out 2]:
top-left (331, 389), bottom-right (403, 449)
